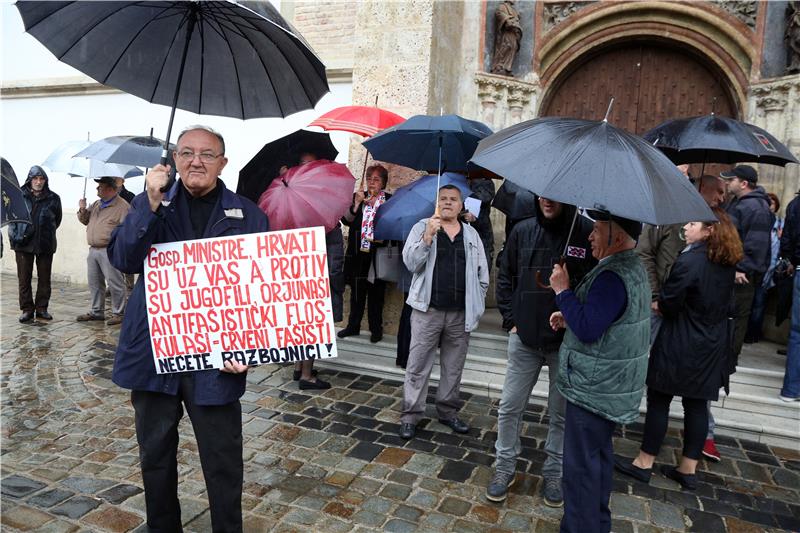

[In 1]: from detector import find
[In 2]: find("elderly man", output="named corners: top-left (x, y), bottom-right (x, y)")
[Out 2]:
top-left (9, 166), bottom-right (62, 323)
top-left (488, 197), bottom-right (595, 506)
top-left (77, 176), bottom-right (129, 325)
top-left (549, 212), bottom-right (649, 533)
top-left (108, 125), bottom-right (268, 532)
top-left (399, 184), bottom-right (489, 439)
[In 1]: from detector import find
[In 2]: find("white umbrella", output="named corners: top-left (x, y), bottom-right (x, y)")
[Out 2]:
top-left (42, 139), bottom-right (136, 197)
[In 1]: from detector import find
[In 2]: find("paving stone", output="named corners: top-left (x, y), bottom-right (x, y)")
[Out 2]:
top-left (282, 507), bottom-right (320, 525)
top-left (383, 518), bottom-right (416, 533)
top-left (437, 496), bottom-right (471, 516)
top-left (404, 454), bottom-right (445, 475)
top-left (649, 500), bottom-right (686, 530)
top-left (97, 483), bottom-right (143, 504)
top-left (387, 470), bottom-right (417, 486)
top-left (50, 496), bottom-right (102, 519)
top-left (60, 476), bottom-right (116, 494)
top-left (362, 495), bottom-right (393, 514)
top-left (469, 503), bottom-right (500, 523)
top-left (347, 442), bottom-right (384, 462)
top-left (351, 509), bottom-right (386, 527)
top-left (1, 503), bottom-right (56, 530)
top-left (609, 492), bottom-right (647, 521)
top-left (28, 488), bottom-right (75, 508)
top-left (1, 475), bottom-right (47, 498)
top-left (375, 447), bottom-right (415, 467)
top-left (437, 460), bottom-right (476, 482)
top-left (83, 507), bottom-right (143, 532)
top-left (685, 509), bottom-right (726, 532)
top-left (324, 501), bottom-right (356, 519)
top-left (393, 503), bottom-right (424, 523)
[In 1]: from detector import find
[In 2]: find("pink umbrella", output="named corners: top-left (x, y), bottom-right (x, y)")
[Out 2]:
top-left (257, 159), bottom-right (355, 232)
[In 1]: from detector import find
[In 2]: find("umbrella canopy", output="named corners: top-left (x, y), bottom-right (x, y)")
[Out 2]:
top-left (492, 179), bottom-right (538, 222)
top-left (257, 159), bottom-right (354, 232)
top-left (42, 140), bottom-right (136, 178)
top-left (643, 114), bottom-right (799, 166)
top-left (373, 173), bottom-right (472, 242)
top-left (1, 158), bottom-right (31, 227)
top-left (238, 130), bottom-right (338, 202)
top-left (362, 114), bottom-right (493, 173)
top-left (471, 117), bottom-right (714, 226)
top-left (74, 135), bottom-right (175, 168)
top-left (309, 106), bottom-right (405, 137)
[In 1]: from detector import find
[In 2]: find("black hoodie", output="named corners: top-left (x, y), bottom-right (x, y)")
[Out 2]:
top-left (725, 186), bottom-right (775, 275)
top-left (496, 199), bottom-right (596, 350)
top-left (8, 165), bottom-right (62, 254)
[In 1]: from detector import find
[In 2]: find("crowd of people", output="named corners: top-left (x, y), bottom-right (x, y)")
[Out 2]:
top-left (5, 124), bottom-right (798, 533)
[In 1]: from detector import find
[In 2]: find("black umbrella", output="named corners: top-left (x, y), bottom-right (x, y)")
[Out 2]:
top-left (471, 116), bottom-right (714, 226)
top-left (74, 135), bottom-right (176, 168)
top-left (492, 179), bottom-right (538, 222)
top-left (16, 1), bottom-right (329, 178)
top-left (237, 130), bottom-right (338, 203)
top-left (1, 158), bottom-right (31, 227)
top-left (643, 114), bottom-right (799, 166)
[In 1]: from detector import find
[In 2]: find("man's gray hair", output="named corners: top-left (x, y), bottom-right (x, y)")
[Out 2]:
top-left (176, 125), bottom-right (226, 155)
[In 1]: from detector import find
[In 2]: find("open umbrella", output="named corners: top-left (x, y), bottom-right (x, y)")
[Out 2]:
top-left (74, 135), bottom-right (175, 168)
top-left (471, 116), bottom-right (714, 226)
top-left (309, 106), bottom-right (405, 137)
top-left (491, 179), bottom-right (538, 222)
top-left (42, 139), bottom-right (137, 197)
top-left (257, 159), bottom-right (354, 232)
top-left (1, 158), bottom-right (31, 227)
top-left (643, 114), bottom-right (799, 166)
top-left (373, 173), bottom-right (472, 242)
top-left (16, 1), bottom-right (329, 182)
top-left (238, 130), bottom-right (338, 203)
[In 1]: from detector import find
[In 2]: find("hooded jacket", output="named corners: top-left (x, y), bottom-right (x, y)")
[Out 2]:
top-left (726, 186), bottom-right (775, 276)
top-left (8, 166), bottom-right (62, 254)
top-left (496, 201), bottom-right (596, 350)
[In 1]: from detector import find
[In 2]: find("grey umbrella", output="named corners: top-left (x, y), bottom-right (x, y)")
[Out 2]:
top-left (74, 135), bottom-right (176, 169)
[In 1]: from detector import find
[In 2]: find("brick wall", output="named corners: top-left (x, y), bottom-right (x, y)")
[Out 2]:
top-left (291, 1), bottom-right (357, 70)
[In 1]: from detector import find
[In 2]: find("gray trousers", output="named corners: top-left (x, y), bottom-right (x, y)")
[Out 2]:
top-left (495, 333), bottom-right (565, 478)
top-left (87, 246), bottom-right (126, 316)
top-left (401, 308), bottom-right (469, 424)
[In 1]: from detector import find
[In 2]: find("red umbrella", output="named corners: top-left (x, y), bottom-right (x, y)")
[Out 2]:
top-left (308, 106), bottom-right (405, 137)
top-left (257, 160), bottom-right (355, 232)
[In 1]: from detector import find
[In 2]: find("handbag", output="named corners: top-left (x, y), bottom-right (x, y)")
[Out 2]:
top-left (374, 243), bottom-right (403, 283)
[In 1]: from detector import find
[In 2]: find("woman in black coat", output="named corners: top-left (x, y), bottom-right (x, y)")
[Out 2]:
top-left (615, 207), bottom-right (742, 490)
top-left (338, 164), bottom-right (391, 343)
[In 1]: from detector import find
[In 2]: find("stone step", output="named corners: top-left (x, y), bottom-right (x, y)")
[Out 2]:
top-left (324, 331), bottom-right (799, 449)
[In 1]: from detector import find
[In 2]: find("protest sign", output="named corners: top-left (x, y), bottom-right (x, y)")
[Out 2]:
top-left (144, 227), bottom-right (337, 374)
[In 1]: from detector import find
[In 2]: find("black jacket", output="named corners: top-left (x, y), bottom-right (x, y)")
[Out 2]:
top-left (780, 194), bottom-right (800, 266)
top-left (342, 192), bottom-right (391, 285)
top-left (496, 202), bottom-right (595, 350)
top-left (647, 243), bottom-right (736, 400)
top-left (8, 166), bottom-right (62, 255)
top-left (726, 187), bottom-right (775, 275)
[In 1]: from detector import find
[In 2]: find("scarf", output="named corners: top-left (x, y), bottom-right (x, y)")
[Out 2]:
top-left (360, 191), bottom-right (386, 252)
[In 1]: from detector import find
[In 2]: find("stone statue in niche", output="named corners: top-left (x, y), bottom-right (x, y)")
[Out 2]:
top-left (490, 0), bottom-right (522, 77)
top-left (787, 1), bottom-right (800, 73)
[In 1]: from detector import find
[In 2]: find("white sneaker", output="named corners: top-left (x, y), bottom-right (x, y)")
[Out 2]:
top-left (779, 394), bottom-right (800, 402)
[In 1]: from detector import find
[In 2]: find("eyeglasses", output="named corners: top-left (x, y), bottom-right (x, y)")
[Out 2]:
top-left (176, 150), bottom-right (223, 163)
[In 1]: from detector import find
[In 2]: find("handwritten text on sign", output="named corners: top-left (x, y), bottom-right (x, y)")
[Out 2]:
top-left (144, 228), bottom-right (337, 374)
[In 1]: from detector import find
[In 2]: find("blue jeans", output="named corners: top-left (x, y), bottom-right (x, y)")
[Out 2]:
top-left (494, 334), bottom-right (565, 478)
top-left (781, 272), bottom-right (800, 398)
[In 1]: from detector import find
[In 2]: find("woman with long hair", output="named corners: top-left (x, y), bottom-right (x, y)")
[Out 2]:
top-left (615, 207), bottom-right (743, 490)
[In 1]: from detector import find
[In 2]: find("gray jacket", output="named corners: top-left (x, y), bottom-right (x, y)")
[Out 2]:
top-left (403, 219), bottom-right (489, 332)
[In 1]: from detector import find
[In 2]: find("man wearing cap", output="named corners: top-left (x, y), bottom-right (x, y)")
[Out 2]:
top-left (721, 165), bottom-right (775, 358)
top-left (77, 176), bottom-right (130, 325)
top-left (548, 212), bottom-right (649, 533)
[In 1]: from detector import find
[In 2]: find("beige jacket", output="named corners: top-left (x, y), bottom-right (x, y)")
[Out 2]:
top-left (77, 195), bottom-right (130, 248)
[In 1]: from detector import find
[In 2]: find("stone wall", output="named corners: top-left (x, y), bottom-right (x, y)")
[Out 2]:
top-left (286, 0), bottom-right (357, 70)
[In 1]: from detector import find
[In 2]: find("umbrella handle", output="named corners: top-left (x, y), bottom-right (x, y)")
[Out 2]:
top-left (535, 256), bottom-right (565, 289)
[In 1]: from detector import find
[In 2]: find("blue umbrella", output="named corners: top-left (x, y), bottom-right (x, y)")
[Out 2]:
top-left (374, 173), bottom-right (472, 241)
top-left (362, 114), bottom-right (492, 176)
top-left (1, 158), bottom-right (31, 227)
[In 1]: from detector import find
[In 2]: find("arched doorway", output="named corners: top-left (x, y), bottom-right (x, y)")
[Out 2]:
top-left (540, 40), bottom-right (739, 135)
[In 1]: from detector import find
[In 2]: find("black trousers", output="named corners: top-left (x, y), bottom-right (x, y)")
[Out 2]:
top-left (561, 401), bottom-right (615, 533)
top-left (396, 300), bottom-right (413, 368)
top-left (346, 275), bottom-right (386, 334)
top-left (15, 251), bottom-right (53, 312)
top-left (640, 387), bottom-right (707, 460)
top-left (131, 376), bottom-right (243, 533)
top-left (732, 273), bottom-right (762, 357)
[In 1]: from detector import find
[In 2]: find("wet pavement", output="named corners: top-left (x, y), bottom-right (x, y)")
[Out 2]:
top-left (2, 274), bottom-right (799, 532)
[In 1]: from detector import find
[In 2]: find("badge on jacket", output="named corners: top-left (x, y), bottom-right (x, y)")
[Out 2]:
top-left (566, 246), bottom-right (586, 259)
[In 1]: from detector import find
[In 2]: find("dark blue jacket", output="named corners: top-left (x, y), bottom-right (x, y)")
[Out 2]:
top-left (780, 194), bottom-right (800, 266)
top-left (726, 187), bottom-right (775, 276)
top-left (108, 180), bottom-right (268, 405)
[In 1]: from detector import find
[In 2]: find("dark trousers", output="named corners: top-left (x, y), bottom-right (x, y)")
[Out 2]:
top-left (641, 388), bottom-right (707, 460)
top-left (15, 251), bottom-right (53, 312)
top-left (560, 401), bottom-right (615, 533)
top-left (346, 275), bottom-right (386, 334)
top-left (732, 274), bottom-right (762, 356)
top-left (131, 376), bottom-right (243, 533)
top-left (396, 300), bottom-right (413, 368)
top-left (745, 284), bottom-right (768, 342)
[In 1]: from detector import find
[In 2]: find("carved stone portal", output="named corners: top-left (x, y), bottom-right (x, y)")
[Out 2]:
top-left (787, 1), bottom-right (800, 74)
top-left (490, 0), bottom-right (522, 77)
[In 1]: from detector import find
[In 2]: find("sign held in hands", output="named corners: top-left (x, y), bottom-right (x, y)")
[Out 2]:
top-left (144, 227), bottom-right (337, 374)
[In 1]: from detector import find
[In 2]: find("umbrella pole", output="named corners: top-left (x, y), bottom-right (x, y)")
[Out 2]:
top-left (434, 136), bottom-right (443, 217)
top-left (561, 207), bottom-right (580, 257)
top-left (358, 94), bottom-right (381, 193)
top-left (160, 10), bottom-right (197, 169)
top-left (83, 176), bottom-right (87, 199)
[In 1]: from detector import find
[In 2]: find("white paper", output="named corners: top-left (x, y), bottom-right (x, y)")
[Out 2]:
top-left (464, 197), bottom-right (481, 218)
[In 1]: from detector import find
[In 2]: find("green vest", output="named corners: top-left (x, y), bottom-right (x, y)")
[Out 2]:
top-left (557, 249), bottom-right (650, 424)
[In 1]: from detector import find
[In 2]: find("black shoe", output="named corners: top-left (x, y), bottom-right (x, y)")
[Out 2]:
top-left (438, 417), bottom-right (469, 434)
top-left (614, 455), bottom-right (652, 483)
top-left (293, 369), bottom-right (318, 381)
top-left (778, 348), bottom-right (788, 355)
top-left (337, 326), bottom-right (360, 339)
top-left (399, 423), bottom-right (416, 440)
top-left (19, 311), bottom-right (34, 323)
top-left (35, 310), bottom-right (53, 320)
top-left (660, 465), bottom-right (697, 490)
top-left (298, 378), bottom-right (331, 390)
top-left (370, 331), bottom-right (383, 343)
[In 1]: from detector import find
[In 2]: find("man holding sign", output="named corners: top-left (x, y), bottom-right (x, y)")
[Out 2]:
top-left (108, 126), bottom-right (268, 532)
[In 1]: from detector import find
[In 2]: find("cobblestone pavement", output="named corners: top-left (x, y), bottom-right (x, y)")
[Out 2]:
top-left (2, 275), bottom-right (799, 532)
